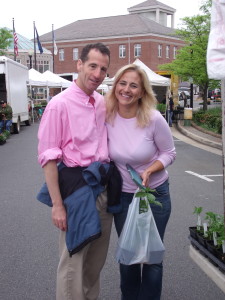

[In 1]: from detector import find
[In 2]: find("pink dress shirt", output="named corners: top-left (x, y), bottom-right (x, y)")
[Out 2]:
top-left (38, 82), bottom-right (109, 167)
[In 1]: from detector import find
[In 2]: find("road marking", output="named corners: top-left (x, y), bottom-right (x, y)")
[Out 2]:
top-left (204, 174), bottom-right (223, 177)
top-left (185, 171), bottom-right (215, 182)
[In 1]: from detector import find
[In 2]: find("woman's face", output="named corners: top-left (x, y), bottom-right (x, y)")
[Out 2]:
top-left (115, 70), bottom-right (143, 109)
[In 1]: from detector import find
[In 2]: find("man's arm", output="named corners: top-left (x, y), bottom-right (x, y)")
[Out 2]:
top-left (43, 160), bottom-right (67, 231)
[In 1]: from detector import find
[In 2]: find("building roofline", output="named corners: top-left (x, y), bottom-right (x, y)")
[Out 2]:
top-left (42, 32), bottom-right (182, 46)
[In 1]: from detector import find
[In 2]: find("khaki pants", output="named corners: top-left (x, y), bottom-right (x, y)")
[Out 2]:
top-left (56, 190), bottom-right (113, 300)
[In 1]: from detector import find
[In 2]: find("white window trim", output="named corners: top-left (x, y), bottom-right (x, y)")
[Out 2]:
top-left (173, 46), bottom-right (177, 59)
top-left (166, 45), bottom-right (170, 58)
top-left (119, 45), bottom-right (126, 58)
top-left (73, 48), bottom-right (79, 61)
top-left (158, 44), bottom-right (162, 58)
top-left (134, 44), bottom-right (141, 57)
top-left (59, 49), bottom-right (64, 61)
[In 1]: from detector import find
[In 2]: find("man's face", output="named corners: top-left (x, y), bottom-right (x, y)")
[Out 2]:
top-left (76, 49), bottom-right (109, 95)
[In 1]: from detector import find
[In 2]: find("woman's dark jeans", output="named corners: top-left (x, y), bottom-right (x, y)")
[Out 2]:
top-left (114, 180), bottom-right (171, 300)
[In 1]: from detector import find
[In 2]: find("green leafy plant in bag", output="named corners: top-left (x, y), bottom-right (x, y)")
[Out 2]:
top-left (136, 187), bottom-right (162, 214)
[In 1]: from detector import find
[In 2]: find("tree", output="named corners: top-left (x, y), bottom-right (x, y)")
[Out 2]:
top-left (0, 28), bottom-right (13, 56)
top-left (159, 0), bottom-right (217, 110)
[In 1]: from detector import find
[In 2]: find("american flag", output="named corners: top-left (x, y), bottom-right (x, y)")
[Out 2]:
top-left (14, 31), bottom-right (18, 56)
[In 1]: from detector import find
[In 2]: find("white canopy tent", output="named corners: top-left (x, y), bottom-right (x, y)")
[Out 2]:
top-left (28, 68), bottom-right (48, 86)
top-left (133, 59), bottom-right (170, 86)
top-left (103, 59), bottom-right (170, 87)
top-left (28, 69), bottom-right (72, 88)
top-left (97, 84), bottom-right (109, 95)
top-left (42, 70), bottom-right (72, 88)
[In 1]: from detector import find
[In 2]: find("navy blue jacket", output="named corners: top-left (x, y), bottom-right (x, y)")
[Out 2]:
top-left (37, 161), bottom-right (122, 256)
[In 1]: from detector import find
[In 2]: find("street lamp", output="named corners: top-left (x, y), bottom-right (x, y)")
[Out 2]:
top-left (28, 50), bottom-right (33, 69)
top-left (190, 42), bottom-right (194, 108)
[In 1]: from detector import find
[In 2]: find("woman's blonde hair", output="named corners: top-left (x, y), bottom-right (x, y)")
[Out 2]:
top-left (105, 64), bottom-right (157, 127)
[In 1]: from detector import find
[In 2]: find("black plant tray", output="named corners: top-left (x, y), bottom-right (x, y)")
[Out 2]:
top-left (189, 236), bottom-right (225, 274)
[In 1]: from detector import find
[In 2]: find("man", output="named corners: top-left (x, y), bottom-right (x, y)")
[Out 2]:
top-left (162, 94), bottom-right (166, 104)
top-left (0, 100), bottom-right (12, 133)
top-left (169, 93), bottom-right (174, 127)
top-left (46, 91), bottom-right (53, 103)
top-left (38, 43), bottom-right (112, 300)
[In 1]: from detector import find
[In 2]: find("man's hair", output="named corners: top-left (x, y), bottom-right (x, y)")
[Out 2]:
top-left (80, 43), bottom-right (110, 63)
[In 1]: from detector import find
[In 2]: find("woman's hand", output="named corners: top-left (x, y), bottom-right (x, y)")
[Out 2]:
top-left (141, 160), bottom-right (165, 187)
top-left (141, 169), bottom-right (151, 187)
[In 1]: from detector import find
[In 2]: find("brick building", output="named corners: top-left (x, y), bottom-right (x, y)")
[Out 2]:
top-left (40, 0), bottom-right (185, 81)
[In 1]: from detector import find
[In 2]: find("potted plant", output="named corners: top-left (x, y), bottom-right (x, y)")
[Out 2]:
top-left (0, 133), bottom-right (7, 145)
top-left (189, 207), bottom-right (225, 273)
top-left (205, 212), bottom-right (225, 262)
top-left (189, 207), bottom-right (203, 242)
top-left (3, 130), bottom-right (10, 139)
top-left (156, 103), bottom-right (166, 116)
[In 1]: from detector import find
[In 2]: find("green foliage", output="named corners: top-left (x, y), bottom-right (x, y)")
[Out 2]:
top-left (193, 206), bottom-right (203, 215)
top-left (192, 205), bottom-right (225, 249)
top-left (156, 103), bottom-right (166, 114)
top-left (0, 133), bottom-right (7, 142)
top-left (136, 187), bottom-right (162, 214)
top-left (0, 28), bottom-right (13, 55)
top-left (205, 211), bottom-right (224, 240)
top-left (193, 107), bottom-right (222, 134)
top-left (2, 130), bottom-right (10, 138)
top-left (200, 0), bottom-right (212, 14)
top-left (159, 14), bottom-right (210, 84)
top-left (158, 0), bottom-right (217, 110)
top-left (193, 206), bottom-right (203, 231)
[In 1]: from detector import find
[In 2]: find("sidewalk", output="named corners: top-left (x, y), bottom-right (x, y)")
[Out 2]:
top-left (172, 120), bottom-right (223, 152)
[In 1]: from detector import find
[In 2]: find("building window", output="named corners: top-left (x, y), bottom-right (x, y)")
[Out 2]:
top-left (173, 46), bottom-right (177, 59)
top-left (158, 44), bottom-right (162, 57)
top-left (36, 60), bottom-right (50, 73)
top-left (59, 49), bottom-right (64, 61)
top-left (134, 44), bottom-right (141, 57)
top-left (73, 48), bottom-right (79, 60)
top-left (166, 46), bottom-right (170, 58)
top-left (119, 45), bottom-right (126, 58)
top-left (27, 59), bottom-right (49, 73)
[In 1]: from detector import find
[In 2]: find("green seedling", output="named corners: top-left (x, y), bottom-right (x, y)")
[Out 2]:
top-left (136, 187), bottom-right (162, 214)
top-left (193, 206), bottom-right (203, 231)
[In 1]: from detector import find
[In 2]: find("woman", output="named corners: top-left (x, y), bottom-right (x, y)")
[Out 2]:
top-left (106, 64), bottom-right (176, 300)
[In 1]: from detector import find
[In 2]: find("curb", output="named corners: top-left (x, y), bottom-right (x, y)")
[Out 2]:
top-left (190, 121), bottom-right (222, 139)
top-left (189, 246), bottom-right (225, 294)
top-left (177, 121), bottom-right (222, 150)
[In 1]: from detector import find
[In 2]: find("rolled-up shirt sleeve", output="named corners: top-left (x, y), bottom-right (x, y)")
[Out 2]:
top-left (153, 114), bottom-right (176, 168)
top-left (38, 105), bottom-right (63, 167)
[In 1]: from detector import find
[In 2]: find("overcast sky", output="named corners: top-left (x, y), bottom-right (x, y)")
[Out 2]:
top-left (1, 0), bottom-right (204, 39)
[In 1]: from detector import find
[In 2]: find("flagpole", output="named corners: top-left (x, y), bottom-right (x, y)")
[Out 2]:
top-left (33, 21), bottom-right (37, 70)
top-left (52, 24), bottom-right (55, 73)
top-left (12, 18), bottom-right (16, 61)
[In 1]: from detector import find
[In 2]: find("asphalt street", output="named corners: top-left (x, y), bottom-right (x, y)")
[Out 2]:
top-left (0, 122), bottom-right (224, 300)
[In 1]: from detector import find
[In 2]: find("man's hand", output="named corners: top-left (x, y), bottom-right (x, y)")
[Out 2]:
top-left (52, 204), bottom-right (67, 231)
top-left (43, 160), bottom-right (67, 231)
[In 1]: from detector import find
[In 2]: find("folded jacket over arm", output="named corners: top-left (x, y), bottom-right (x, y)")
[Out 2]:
top-left (37, 161), bottom-right (122, 256)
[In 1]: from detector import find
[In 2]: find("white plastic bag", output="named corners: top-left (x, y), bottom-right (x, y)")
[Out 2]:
top-left (207, 0), bottom-right (225, 79)
top-left (115, 195), bottom-right (165, 265)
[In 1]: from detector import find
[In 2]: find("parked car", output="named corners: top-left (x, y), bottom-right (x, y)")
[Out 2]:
top-left (178, 91), bottom-right (190, 107)
top-left (211, 89), bottom-right (221, 100)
